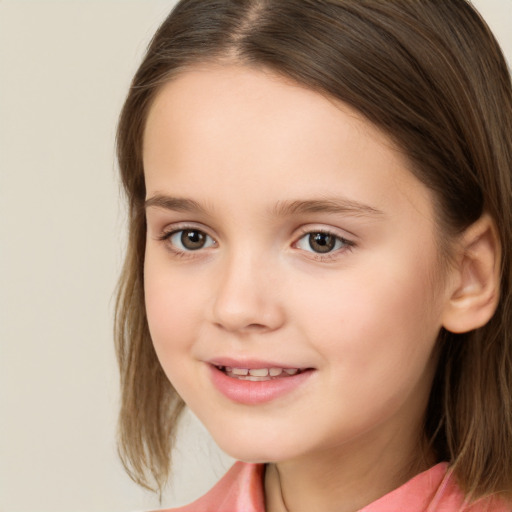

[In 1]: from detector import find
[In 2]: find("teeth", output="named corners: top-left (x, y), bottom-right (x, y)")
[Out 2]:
top-left (248, 368), bottom-right (269, 377)
top-left (223, 366), bottom-right (301, 378)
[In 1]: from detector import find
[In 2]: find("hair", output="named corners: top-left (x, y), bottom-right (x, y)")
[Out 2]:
top-left (115, 0), bottom-right (512, 501)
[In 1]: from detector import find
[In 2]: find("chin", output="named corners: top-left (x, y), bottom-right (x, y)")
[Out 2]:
top-left (209, 425), bottom-right (300, 464)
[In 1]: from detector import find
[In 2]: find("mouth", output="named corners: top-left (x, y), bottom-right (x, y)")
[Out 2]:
top-left (214, 365), bottom-right (307, 381)
top-left (209, 362), bottom-right (314, 404)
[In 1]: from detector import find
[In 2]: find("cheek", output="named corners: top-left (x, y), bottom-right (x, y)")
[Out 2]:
top-left (143, 252), bottom-right (200, 357)
top-left (292, 245), bottom-right (445, 377)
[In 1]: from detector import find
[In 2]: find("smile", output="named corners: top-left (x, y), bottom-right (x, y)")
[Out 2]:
top-left (216, 366), bottom-right (301, 381)
top-left (209, 364), bottom-right (314, 404)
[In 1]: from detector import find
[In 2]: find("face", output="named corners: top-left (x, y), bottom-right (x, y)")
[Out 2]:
top-left (143, 64), bottom-right (453, 465)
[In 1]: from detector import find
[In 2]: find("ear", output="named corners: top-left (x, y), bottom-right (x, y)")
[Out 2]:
top-left (442, 213), bottom-right (501, 334)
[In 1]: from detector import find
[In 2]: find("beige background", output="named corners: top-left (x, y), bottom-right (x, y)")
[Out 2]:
top-left (0, 1), bottom-right (510, 511)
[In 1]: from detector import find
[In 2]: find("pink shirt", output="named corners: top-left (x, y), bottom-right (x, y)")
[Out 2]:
top-left (161, 461), bottom-right (510, 512)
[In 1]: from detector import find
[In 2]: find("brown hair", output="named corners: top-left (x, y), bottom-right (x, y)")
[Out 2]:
top-left (115, 0), bottom-right (512, 500)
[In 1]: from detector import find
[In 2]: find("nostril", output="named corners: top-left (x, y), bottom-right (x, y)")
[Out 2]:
top-left (213, 320), bottom-right (270, 333)
top-left (246, 323), bottom-right (269, 330)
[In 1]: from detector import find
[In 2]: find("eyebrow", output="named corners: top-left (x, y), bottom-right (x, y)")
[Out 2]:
top-left (271, 198), bottom-right (384, 218)
top-left (145, 194), bottom-right (383, 218)
top-left (144, 195), bottom-right (209, 215)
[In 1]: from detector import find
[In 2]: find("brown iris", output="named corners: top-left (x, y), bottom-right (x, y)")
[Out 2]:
top-left (181, 229), bottom-right (207, 250)
top-left (309, 232), bottom-right (336, 253)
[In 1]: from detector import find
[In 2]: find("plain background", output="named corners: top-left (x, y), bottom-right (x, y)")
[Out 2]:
top-left (0, 1), bottom-right (510, 511)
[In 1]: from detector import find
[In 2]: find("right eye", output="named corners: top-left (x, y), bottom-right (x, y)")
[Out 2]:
top-left (166, 229), bottom-right (216, 252)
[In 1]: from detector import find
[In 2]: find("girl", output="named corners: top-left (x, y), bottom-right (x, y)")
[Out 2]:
top-left (115, 1), bottom-right (512, 511)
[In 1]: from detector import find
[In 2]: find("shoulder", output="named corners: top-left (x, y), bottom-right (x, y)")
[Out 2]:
top-left (360, 463), bottom-right (511, 512)
top-left (430, 466), bottom-right (511, 512)
top-left (158, 461), bottom-right (266, 512)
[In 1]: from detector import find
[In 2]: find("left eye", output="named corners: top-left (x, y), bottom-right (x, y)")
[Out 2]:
top-left (168, 229), bottom-right (216, 251)
top-left (296, 232), bottom-right (349, 254)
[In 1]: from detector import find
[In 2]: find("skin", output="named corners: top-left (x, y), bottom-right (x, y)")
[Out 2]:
top-left (142, 64), bottom-right (458, 512)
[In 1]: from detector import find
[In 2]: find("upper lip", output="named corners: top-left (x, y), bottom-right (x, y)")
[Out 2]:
top-left (208, 357), bottom-right (310, 370)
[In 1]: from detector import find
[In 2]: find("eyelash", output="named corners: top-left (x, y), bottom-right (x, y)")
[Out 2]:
top-left (157, 226), bottom-right (355, 261)
top-left (294, 228), bottom-right (355, 261)
top-left (157, 227), bottom-right (217, 258)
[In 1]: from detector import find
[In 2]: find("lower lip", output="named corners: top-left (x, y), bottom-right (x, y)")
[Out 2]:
top-left (208, 365), bottom-right (313, 405)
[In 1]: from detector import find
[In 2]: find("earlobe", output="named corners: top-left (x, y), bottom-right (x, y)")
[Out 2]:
top-left (442, 213), bottom-right (501, 334)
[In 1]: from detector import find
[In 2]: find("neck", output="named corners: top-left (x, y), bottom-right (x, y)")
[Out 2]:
top-left (264, 422), bottom-right (434, 512)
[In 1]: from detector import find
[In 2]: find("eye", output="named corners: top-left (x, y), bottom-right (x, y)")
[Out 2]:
top-left (296, 231), bottom-right (351, 254)
top-left (167, 229), bottom-right (216, 251)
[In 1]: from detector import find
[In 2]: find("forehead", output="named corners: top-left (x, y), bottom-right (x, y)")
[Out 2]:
top-left (143, 63), bottom-right (434, 225)
top-left (143, 63), bottom-right (395, 168)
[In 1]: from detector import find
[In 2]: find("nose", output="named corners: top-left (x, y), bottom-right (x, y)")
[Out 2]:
top-left (210, 251), bottom-right (285, 333)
